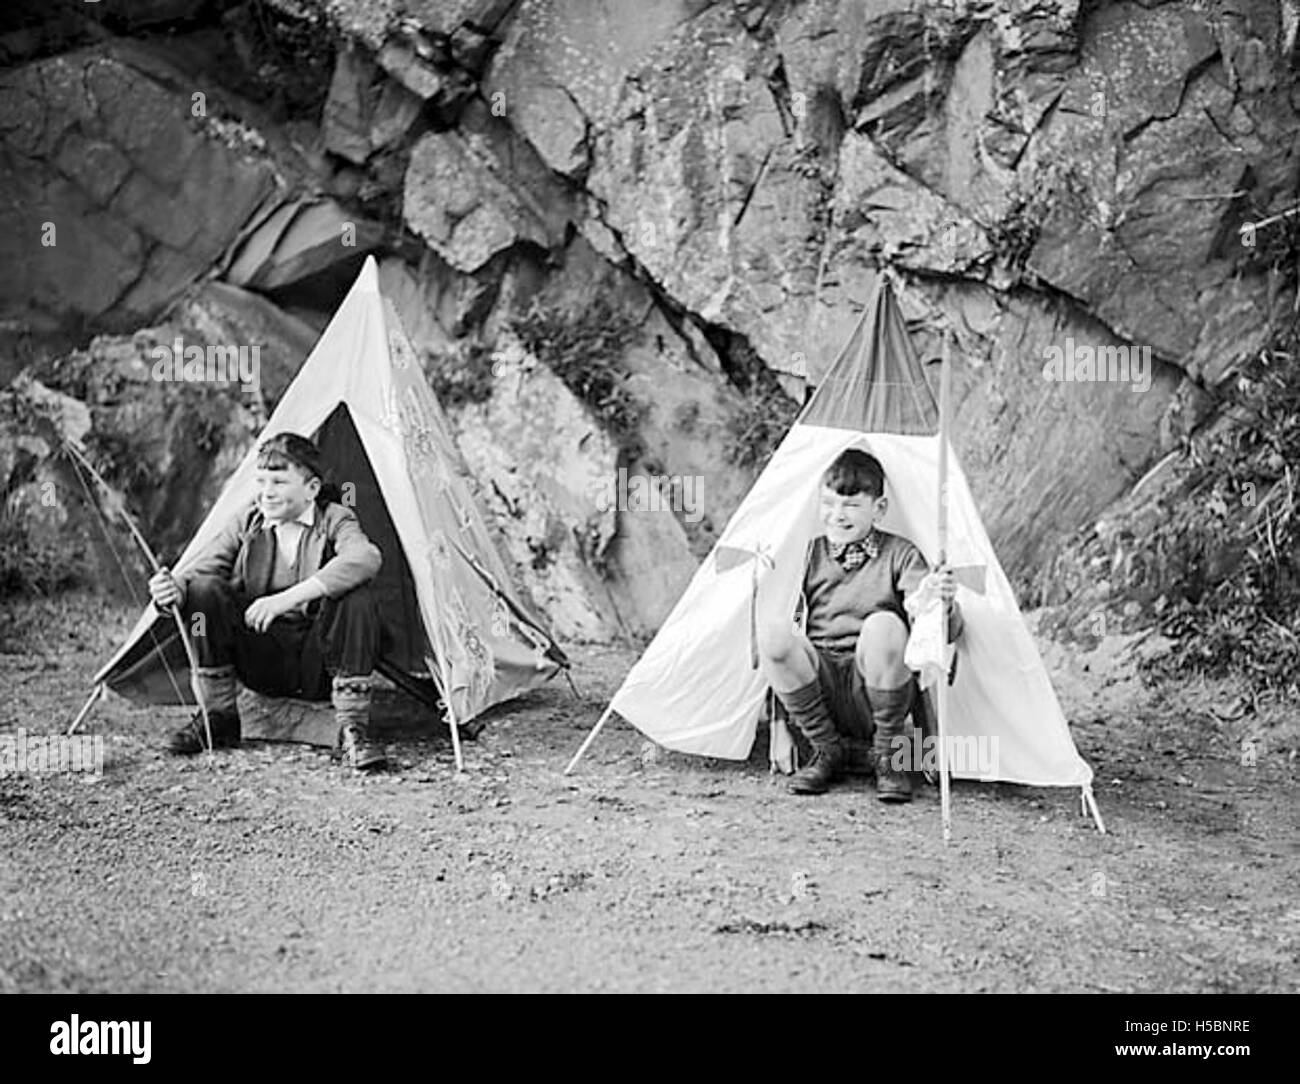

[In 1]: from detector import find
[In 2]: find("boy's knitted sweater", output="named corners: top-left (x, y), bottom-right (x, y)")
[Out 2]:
top-left (801, 531), bottom-right (962, 653)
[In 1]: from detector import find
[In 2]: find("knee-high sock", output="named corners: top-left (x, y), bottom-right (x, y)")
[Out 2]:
top-left (776, 679), bottom-right (839, 748)
top-left (332, 674), bottom-right (373, 733)
top-left (193, 665), bottom-right (237, 714)
top-left (867, 684), bottom-right (914, 760)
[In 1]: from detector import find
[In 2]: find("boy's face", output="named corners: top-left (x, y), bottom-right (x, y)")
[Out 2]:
top-left (255, 463), bottom-right (320, 523)
top-left (819, 484), bottom-right (884, 545)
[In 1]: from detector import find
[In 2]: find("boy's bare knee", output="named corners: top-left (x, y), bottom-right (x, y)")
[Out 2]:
top-left (857, 612), bottom-right (907, 652)
top-left (756, 620), bottom-right (799, 665)
top-left (856, 612), bottom-right (909, 683)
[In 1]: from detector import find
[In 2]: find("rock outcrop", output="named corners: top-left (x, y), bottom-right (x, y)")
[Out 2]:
top-left (2, 0), bottom-right (1296, 644)
top-left (0, 48), bottom-right (277, 357)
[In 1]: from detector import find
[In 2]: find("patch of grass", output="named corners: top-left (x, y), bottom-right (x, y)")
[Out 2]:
top-left (510, 299), bottom-right (646, 459)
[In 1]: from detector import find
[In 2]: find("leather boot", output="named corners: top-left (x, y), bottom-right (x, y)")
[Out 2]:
top-left (791, 743), bottom-right (847, 794)
top-left (168, 666), bottom-right (240, 754)
top-left (333, 675), bottom-right (386, 771)
top-left (842, 737), bottom-right (877, 777)
top-left (168, 709), bottom-right (241, 754)
top-left (778, 679), bottom-right (845, 795)
top-left (868, 683), bottom-right (915, 803)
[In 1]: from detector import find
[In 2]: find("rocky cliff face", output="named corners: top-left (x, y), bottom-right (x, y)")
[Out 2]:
top-left (1, 0), bottom-right (1296, 639)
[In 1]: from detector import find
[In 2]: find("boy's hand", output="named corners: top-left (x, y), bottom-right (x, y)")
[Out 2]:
top-left (149, 568), bottom-right (182, 610)
top-left (244, 593), bottom-right (296, 633)
top-left (923, 568), bottom-right (958, 603)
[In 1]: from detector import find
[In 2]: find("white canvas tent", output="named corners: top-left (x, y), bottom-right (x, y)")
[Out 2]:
top-left (570, 278), bottom-right (1102, 829)
top-left (91, 256), bottom-right (568, 745)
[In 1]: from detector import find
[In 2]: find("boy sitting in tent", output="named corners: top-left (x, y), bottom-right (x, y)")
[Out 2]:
top-left (147, 433), bottom-right (387, 771)
top-left (758, 449), bottom-right (960, 801)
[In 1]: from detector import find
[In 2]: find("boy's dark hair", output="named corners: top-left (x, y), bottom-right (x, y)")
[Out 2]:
top-left (822, 449), bottom-right (885, 498)
top-left (256, 433), bottom-right (342, 505)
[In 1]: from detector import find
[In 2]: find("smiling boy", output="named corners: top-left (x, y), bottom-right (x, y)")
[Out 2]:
top-left (758, 449), bottom-right (960, 800)
top-left (148, 433), bottom-right (387, 770)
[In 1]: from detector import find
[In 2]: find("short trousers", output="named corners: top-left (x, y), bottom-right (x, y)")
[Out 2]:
top-left (814, 648), bottom-right (874, 741)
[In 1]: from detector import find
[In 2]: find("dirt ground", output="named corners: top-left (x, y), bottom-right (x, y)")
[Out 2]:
top-left (1, 593), bottom-right (1296, 993)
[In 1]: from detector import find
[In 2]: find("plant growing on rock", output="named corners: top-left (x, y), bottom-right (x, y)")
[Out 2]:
top-left (1139, 327), bottom-right (1300, 694)
top-left (236, 0), bottom-right (338, 118)
top-left (0, 390), bottom-right (81, 599)
top-left (424, 341), bottom-right (497, 409)
top-left (510, 299), bottom-right (646, 460)
top-left (0, 515), bottom-right (80, 600)
top-left (724, 380), bottom-right (799, 471)
top-left (1039, 320), bottom-right (1300, 695)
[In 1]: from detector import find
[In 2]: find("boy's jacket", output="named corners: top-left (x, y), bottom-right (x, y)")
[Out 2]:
top-left (176, 500), bottom-right (382, 603)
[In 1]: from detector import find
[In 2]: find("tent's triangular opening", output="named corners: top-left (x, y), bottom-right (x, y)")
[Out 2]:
top-left (315, 401), bottom-right (427, 677)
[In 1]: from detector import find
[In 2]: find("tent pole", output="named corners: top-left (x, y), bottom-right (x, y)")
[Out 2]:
top-left (1083, 784), bottom-right (1107, 835)
top-left (67, 683), bottom-right (104, 736)
top-left (434, 654), bottom-right (465, 773)
top-left (564, 704), bottom-right (614, 776)
top-left (445, 694), bottom-right (465, 773)
top-left (937, 330), bottom-right (953, 844)
top-left (563, 668), bottom-right (582, 700)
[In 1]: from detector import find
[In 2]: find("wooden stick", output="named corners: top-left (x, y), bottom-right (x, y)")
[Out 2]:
top-left (565, 705), bottom-right (615, 776)
top-left (67, 683), bottom-right (104, 736)
top-left (937, 331), bottom-right (953, 844)
top-left (1083, 785), bottom-right (1108, 835)
top-left (1243, 202), bottom-right (1300, 231)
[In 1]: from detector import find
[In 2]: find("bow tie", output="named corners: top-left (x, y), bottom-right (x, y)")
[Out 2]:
top-left (829, 530), bottom-right (880, 571)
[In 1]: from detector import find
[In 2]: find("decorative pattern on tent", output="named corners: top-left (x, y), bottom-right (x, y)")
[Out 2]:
top-left (91, 257), bottom-right (567, 737)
